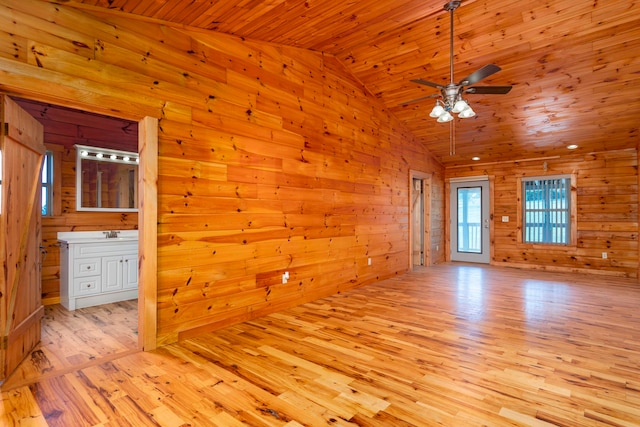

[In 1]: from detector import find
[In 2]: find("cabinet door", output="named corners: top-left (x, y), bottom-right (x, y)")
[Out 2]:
top-left (101, 255), bottom-right (123, 292)
top-left (123, 253), bottom-right (138, 289)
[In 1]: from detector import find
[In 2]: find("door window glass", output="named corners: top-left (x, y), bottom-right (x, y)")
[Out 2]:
top-left (457, 187), bottom-right (482, 253)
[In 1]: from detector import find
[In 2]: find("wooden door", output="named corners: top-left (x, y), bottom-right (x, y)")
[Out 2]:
top-left (0, 95), bottom-right (45, 384)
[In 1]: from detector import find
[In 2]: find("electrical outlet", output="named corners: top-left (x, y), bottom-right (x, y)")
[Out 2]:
top-left (282, 271), bottom-right (289, 284)
top-left (367, 257), bottom-right (372, 266)
top-left (602, 252), bottom-right (607, 259)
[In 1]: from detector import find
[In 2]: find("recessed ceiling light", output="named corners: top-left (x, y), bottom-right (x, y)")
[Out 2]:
top-left (471, 156), bottom-right (480, 161)
top-left (567, 144), bottom-right (578, 150)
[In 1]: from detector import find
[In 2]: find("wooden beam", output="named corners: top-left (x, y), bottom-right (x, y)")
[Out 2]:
top-left (138, 116), bottom-right (158, 351)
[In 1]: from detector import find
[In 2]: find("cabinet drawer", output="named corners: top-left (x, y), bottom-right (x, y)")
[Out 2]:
top-left (73, 258), bottom-right (101, 277)
top-left (73, 242), bottom-right (137, 258)
top-left (73, 277), bottom-right (100, 296)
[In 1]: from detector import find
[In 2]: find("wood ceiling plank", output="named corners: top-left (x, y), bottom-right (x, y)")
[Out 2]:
top-left (40, 0), bottom-right (640, 166)
top-left (128, 0), bottom-right (169, 17)
top-left (588, 2), bottom-right (640, 28)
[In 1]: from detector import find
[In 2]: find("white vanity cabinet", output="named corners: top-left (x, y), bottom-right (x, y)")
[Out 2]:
top-left (58, 231), bottom-right (138, 310)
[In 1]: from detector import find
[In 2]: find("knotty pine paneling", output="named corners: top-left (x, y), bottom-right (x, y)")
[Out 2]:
top-left (446, 149), bottom-right (638, 277)
top-left (0, 0), bottom-right (444, 345)
top-left (430, 176), bottom-right (445, 263)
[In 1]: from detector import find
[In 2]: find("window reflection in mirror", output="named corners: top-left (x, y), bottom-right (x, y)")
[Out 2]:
top-left (75, 144), bottom-right (138, 212)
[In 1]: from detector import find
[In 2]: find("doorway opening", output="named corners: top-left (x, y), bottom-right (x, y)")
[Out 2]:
top-left (1, 96), bottom-right (156, 388)
top-left (410, 171), bottom-right (432, 269)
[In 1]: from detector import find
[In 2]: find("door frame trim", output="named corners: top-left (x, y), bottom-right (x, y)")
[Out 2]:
top-left (2, 92), bottom-right (158, 352)
top-left (445, 176), bottom-right (494, 264)
top-left (409, 170), bottom-right (432, 269)
top-left (138, 116), bottom-right (158, 351)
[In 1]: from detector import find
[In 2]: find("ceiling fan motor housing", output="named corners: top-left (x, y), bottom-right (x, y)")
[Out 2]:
top-left (442, 85), bottom-right (462, 110)
top-left (444, 1), bottom-right (461, 12)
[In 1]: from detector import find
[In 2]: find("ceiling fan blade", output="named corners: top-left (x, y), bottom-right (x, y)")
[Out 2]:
top-left (465, 85), bottom-right (512, 95)
top-left (410, 78), bottom-right (444, 89)
top-left (399, 94), bottom-right (439, 106)
top-left (458, 64), bottom-right (501, 86)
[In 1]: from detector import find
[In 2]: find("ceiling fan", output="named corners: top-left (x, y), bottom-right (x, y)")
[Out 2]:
top-left (401, 1), bottom-right (512, 153)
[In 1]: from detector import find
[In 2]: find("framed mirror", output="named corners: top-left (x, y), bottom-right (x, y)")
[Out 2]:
top-left (75, 144), bottom-right (139, 212)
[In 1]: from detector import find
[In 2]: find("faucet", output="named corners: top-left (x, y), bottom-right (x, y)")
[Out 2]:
top-left (103, 230), bottom-right (120, 238)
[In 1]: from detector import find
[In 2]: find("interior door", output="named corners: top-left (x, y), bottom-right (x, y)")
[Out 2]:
top-left (450, 180), bottom-right (490, 263)
top-left (0, 95), bottom-right (45, 383)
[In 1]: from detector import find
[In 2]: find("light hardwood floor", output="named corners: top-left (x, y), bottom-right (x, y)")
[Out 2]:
top-left (3, 300), bottom-right (139, 391)
top-left (2, 264), bottom-right (640, 426)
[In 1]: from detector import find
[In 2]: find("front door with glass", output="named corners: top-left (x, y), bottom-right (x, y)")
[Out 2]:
top-left (450, 180), bottom-right (490, 263)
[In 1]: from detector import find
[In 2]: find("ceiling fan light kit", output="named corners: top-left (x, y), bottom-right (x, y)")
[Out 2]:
top-left (458, 105), bottom-right (476, 118)
top-left (437, 110), bottom-right (454, 123)
top-left (451, 99), bottom-right (468, 113)
top-left (429, 101), bottom-right (446, 118)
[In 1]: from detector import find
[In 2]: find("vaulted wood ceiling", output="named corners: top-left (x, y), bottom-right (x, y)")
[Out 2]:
top-left (62, 0), bottom-right (640, 167)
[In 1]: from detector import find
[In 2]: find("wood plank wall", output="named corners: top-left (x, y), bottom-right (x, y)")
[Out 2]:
top-left (446, 149), bottom-right (638, 277)
top-left (430, 177), bottom-right (445, 262)
top-left (14, 99), bottom-right (139, 305)
top-left (0, 0), bottom-right (444, 345)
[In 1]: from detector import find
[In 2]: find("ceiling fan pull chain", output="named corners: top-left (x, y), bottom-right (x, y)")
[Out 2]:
top-left (450, 120), bottom-right (455, 155)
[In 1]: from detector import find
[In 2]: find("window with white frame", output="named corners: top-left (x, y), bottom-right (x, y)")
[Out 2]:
top-left (41, 150), bottom-right (53, 216)
top-left (522, 176), bottom-right (571, 245)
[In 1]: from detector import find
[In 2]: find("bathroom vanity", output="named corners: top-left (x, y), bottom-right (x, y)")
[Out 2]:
top-left (58, 230), bottom-right (138, 310)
